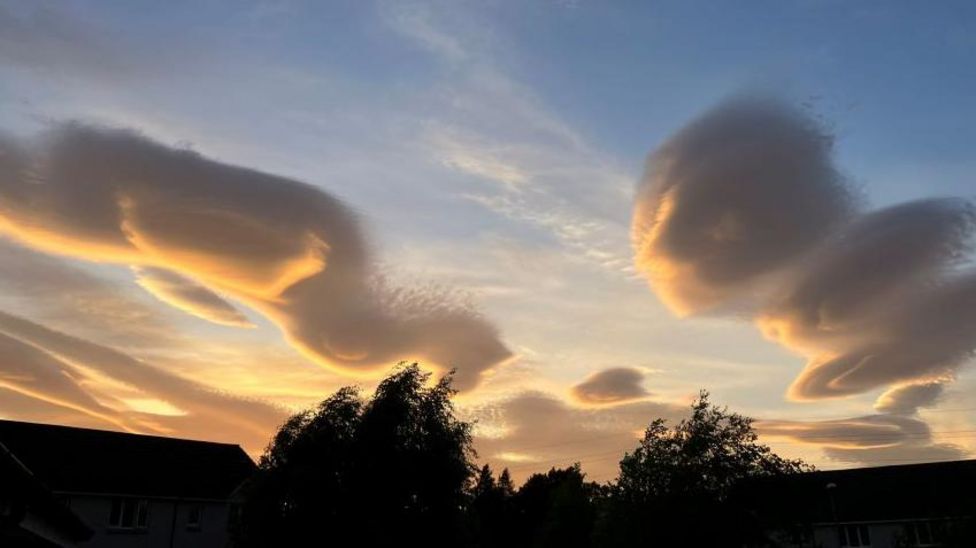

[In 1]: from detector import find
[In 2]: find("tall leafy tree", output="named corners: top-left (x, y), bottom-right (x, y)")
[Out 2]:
top-left (597, 391), bottom-right (810, 547)
top-left (514, 464), bottom-right (601, 548)
top-left (468, 464), bottom-right (516, 547)
top-left (237, 363), bottom-right (475, 547)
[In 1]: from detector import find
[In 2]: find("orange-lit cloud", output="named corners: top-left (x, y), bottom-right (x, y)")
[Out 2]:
top-left (0, 309), bottom-right (286, 453)
top-left (0, 124), bottom-right (511, 389)
top-left (632, 96), bottom-right (853, 316)
top-left (570, 367), bottom-right (650, 405)
top-left (874, 381), bottom-right (945, 415)
top-left (0, 331), bottom-right (132, 432)
top-left (0, 238), bottom-right (178, 346)
top-left (759, 379), bottom-right (959, 465)
top-left (469, 391), bottom-right (685, 482)
top-left (759, 413), bottom-right (965, 466)
top-left (133, 267), bottom-right (253, 328)
top-left (632, 97), bottom-right (976, 405)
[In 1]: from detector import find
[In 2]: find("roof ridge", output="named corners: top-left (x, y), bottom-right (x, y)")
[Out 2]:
top-left (802, 458), bottom-right (976, 474)
top-left (0, 418), bottom-right (246, 449)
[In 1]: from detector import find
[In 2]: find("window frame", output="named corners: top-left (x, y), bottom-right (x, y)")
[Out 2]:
top-left (108, 497), bottom-right (150, 532)
top-left (837, 523), bottom-right (872, 547)
top-left (186, 503), bottom-right (203, 531)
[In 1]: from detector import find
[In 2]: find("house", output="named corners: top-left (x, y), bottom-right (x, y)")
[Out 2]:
top-left (735, 459), bottom-right (976, 547)
top-left (0, 420), bottom-right (256, 548)
top-left (1, 441), bottom-right (93, 546)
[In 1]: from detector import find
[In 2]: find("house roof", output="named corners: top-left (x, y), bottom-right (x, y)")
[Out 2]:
top-left (734, 459), bottom-right (976, 524)
top-left (0, 441), bottom-right (93, 541)
top-left (0, 420), bottom-right (256, 500)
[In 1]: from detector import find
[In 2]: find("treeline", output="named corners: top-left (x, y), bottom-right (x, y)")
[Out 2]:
top-left (234, 363), bottom-right (809, 547)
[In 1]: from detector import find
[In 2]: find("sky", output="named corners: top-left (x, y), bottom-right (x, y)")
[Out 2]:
top-left (0, 0), bottom-right (975, 482)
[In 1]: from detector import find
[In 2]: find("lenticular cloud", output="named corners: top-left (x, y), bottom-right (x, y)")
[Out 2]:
top-left (571, 367), bottom-right (650, 405)
top-left (633, 96), bottom-right (976, 400)
top-left (0, 123), bottom-right (511, 389)
top-left (632, 97), bottom-right (854, 316)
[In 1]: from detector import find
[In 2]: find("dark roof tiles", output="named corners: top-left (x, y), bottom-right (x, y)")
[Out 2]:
top-left (735, 459), bottom-right (976, 523)
top-left (0, 420), bottom-right (256, 500)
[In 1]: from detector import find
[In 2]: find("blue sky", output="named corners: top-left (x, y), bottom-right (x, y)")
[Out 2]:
top-left (1, 0), bottom-right (975, 480)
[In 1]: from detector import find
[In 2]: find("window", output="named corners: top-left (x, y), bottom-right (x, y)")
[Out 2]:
top-left (227, 503), bottom-right (242, 532)
top-left (187, 504), bottom-right (202, 531)
top-left (788, 524), bottom-right (813, 545)
top-left (838, 524), bottom-right (871, 547)
top-left (904, 520), bottom-right (945, 546)
top-left (108, 497), bottom-right (149, 530)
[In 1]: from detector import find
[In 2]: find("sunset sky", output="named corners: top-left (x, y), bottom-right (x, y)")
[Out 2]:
top-left (1, 0), bottom-right (975, 482)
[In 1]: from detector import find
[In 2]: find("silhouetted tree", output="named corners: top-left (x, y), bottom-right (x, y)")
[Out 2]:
top-left (467, 464), bottom-right (516, 547)
top-left (497, 468), bottom-right (516, 498)
top-left (513, 464), bottom-right (601, 548)
top-left (236, 363), bottom-right (474, 547)
top-left (595, 391), bottom-right (810, 547)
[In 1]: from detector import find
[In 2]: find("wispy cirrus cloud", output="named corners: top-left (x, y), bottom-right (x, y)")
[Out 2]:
top-left (0, 309), bottom-right (287, 452)
top-left (381, 3), bottom-right (636, 280)
top-left (0, 2), bottom-right (136, 81)
top-left (0, 238), bottom-right (180, 347)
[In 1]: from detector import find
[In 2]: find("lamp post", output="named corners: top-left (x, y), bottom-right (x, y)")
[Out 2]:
top-left (826, 482), bottom-right (839, 547)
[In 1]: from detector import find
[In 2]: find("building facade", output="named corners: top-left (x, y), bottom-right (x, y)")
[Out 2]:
top-left (0, 420), bottom-right (255, 548)
top-left (736, 460), bottom-right (976, 547)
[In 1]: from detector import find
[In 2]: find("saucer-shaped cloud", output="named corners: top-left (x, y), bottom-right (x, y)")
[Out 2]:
top-left (134, 267), bottom-right (253, 328)
top-left (633, 96), bottom-right (976, 404)
top-left (786, 272), bottom-right (976, 399)
top-left (0, 124), bottom-right (510, 388)
top-left (470, 391), bottom-right (685, 482)
top-left (760, 199), bottom-right (976, 353)
top-left (632, 97), bottom-right (853, 315)
top-left (571, 367), bottom-right (649, 404)
top-left (874, 381), bottom-right (945, 415)
top-left (759, 413), bottom-right (965, 465)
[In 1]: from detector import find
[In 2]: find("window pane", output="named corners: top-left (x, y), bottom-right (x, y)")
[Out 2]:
top-left (859, 525), bottom-right (870, 545)
top-left (838, 526), bottom-right (847, 546)
top-left (136, 500), bottom-right (149, 528)
top-left (109, 498), bottom-right (122, 526)
top-left (121, 499), bottom-right (136, 528)
top-left (188, 505), bottom-right (201, 527)
top-left (904, 523), bottom-right (918, 544)
top-left (847, 525), bottom-right (861, 546)
top-left (918, 521), bottom-right (932, 544)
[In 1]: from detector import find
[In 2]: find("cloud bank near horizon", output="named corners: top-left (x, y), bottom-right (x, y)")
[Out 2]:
top-left (0, 309), bottom-right (287, 452)
top-left (759, 380), bottom-right (963, 465)
top-left (471, 389), bottom-right (686, 482)
top-left (0, 123), bottom-right (511, 390)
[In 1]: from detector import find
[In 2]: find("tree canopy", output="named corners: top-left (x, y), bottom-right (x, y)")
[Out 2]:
top-left (616, 390), bottom-right (810, 503)
top-left (237, 363), bottom-right (474, 546)
top-left (597, 390), bottom-right (811, 547)
top-left (237, 367), bottom-right (809, 548)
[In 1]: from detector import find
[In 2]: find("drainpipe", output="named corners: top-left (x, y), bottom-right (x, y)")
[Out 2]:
top-left (169, 498), bottom-right (180, 548)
